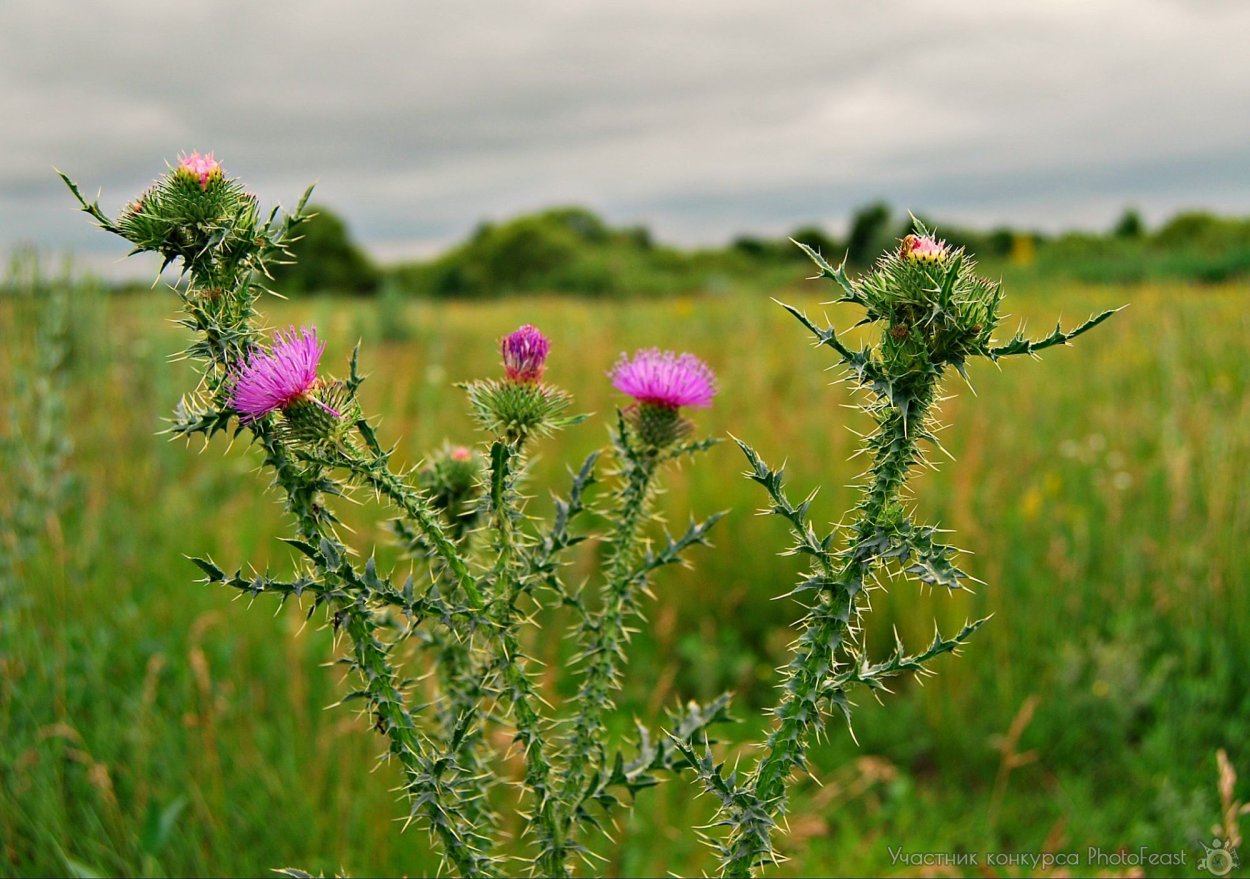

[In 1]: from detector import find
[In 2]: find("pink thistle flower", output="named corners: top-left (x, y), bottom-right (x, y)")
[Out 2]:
top-left (501, 324), bottom-right (550, 382)
top-left (610, 348), bottom-right (717, 409)
top-left (450, 445), bottom-right (473, 462)
top-left (900, 233), bottom-right (948, 264)
top-left (176, 150), bottom-right (223, 189)
top-left (229, 326), bottom-right (340, 423)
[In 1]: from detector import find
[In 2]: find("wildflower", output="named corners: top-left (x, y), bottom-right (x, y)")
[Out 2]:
top-left (467, 325), bottom-right (572, 442)
top-left (610, 349), bottom-right (716, 450)
top-left (900, 233), bottom-right (948, 264)
top-left (176, 150), bottom-right (223, 190)
top-left (501, 324), bottom-right (550, 382)
top-left (450, 445), bottom-right (473, 462)
top-left (610, 349), bottom-right (717, 409)
top-left (229, 326), bottom-right (340, 423)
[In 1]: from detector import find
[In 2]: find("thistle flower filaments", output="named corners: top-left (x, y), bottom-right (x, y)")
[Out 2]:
top-left (610, 348), bottom-right (717, 409)
top-left (900, 232), bottom-right (948, 264)
top-left (175, 150), bottom-right (224, 190)
top-left (501, 324), bottom-right (550, 382)
top-left (611, 348), bottom-right (717, 450)
top-left (229, 326), bottom-right (341, 424)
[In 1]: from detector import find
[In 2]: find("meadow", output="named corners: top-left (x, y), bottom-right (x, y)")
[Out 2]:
top-left (2, 265), bottom-right (1247, 877)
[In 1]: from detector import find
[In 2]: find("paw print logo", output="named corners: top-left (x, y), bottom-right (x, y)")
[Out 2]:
top-left (1197, 838), bottom-right (1240, 876)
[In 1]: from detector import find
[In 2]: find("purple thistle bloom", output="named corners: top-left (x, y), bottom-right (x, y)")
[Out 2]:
top-left (610, 348), bottom-right (717, 409)
top-left (501, 324), bottom-right (550, 382)
top-left (230, 326), bottom-right (340, 423)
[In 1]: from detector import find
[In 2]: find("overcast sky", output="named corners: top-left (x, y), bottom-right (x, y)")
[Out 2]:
top-left (4, 0), bottom-right (1249, 274)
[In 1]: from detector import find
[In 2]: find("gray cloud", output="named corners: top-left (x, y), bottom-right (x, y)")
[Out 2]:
top-left (4, 0), bottom-right (1250, 273)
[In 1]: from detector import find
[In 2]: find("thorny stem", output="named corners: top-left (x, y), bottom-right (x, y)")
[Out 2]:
top-left (723, 372), bottom-right (939, 878)
top-left (484, 440), bottom-right (569, 878)
top-left (63, 165), bottom-right (495, 875)
top-left (558, 450), bottom-right (658, 832)
top-left (257, 425), bottom-right (496, 878)
top-left (335, 447), bottom-right (486, 609)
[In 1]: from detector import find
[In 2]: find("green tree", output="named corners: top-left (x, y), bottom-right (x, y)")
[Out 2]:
top-left (1113, 208), bottom-right (1145, 238)
top-left (845, 201), bottom-right (892, 265)
top-left (271, 204), bottom-right (379, 295)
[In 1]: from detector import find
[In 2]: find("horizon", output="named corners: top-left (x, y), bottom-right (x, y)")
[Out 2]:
top-left (17, 195), bottom-right (1226, 284)
top-left (5, 1), bottom-right (1249, 280)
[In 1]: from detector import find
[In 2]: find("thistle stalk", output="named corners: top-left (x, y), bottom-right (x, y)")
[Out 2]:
top-left (61, 158), bottom-right (494, 877)
top-left (462, 327), bottom-right (575, 876)
top-left (695, 231), bottom-right (1119, 877)
top-left (254, 418), bottom-right (498, 879)
top-left (557, 350), bottom-right (721, 853)
top-left (723, 378), bottom-right (937, 877)
top-left (557, 440), bottom-right (657, 829)
top-left (331, 444), bottom-right (486, 609)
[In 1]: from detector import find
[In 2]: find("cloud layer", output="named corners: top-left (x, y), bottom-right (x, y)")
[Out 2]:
top-left (5, 0), bottom-right (1249, 271)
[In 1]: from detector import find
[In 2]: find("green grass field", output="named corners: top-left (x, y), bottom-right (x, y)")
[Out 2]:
top-left (2, 271), bottom-right (1247, 877)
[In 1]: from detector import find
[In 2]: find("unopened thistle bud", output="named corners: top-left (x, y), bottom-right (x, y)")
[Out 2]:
top-left (113, 152), bottom-right (251, 257)
top-left (900, 233), bottom-right (948, 264)
top-left (175, 150), bottom-right (224, 190)
top-left (418, 443), bottom-right (485, 535)
top-left (501, 324), bottom-right (550, 382)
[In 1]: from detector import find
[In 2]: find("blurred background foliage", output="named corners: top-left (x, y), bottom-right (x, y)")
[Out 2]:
top-left (264, 200), bottom-right (1250, 299)
top-left (2, 227), bottom-right (1247, 876)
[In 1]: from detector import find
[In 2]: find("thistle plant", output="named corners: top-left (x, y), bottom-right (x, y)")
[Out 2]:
top-left (675, 230), bottom-right (1119, 876)
top-left (61, 154), bottom-right (729, 878)
top-left (62, 153), bottom-right (1116, 878)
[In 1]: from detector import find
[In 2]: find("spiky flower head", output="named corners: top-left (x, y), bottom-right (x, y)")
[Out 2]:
top-left (176, 151), bottom-right (224, 190)
top-left (610, 349), bottom-right (717, 410)
top-left (113, 152), bottom-right (254, 260)
top-left (417, 442), bottom-right (485, 537)
top-left (464, 380), bottom-right (575, 444)
top-left (900, 233), bottom-right (948, 264)
top-left (466, 325), bottom-right (579, 442)
top-left (501, 324), bottom-right (550, 382)
top-left (850, 223), bottom-right (1003, 371)
top-left (610, 349), bottom-right (716, 450)
top-left (229, 326), bottom-right (340, 425)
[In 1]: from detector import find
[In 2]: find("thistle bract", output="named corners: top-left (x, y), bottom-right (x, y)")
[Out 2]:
top-left (501, 324), bottom-right (550, 382)
top-left (464, 379), bottom-right (573, 443)
top-left (107, 151), bottom-right (255, 260)
top-left (229, 326), bottom-right (339, 424)
top-left (858, 228), bottom-right (1003, 372)
top-left (417, 443), bottom-right (485, 537)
